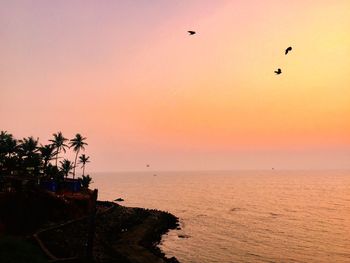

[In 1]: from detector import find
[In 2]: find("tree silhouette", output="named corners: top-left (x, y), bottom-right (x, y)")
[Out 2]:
top-left (80, 174), bottom-right (92, 188)
top-left (60, 159), bottom-right (73, 178)
top-left (0, 131), bottom-right (92, 187)
top-left (0, 131), bottom-right (17, 174)
top-left (38, 144), bottom-right (55, 175)
top-left (70, 134), bottom-right (87, 180)
top-left (4, 134), bottom-right (18, 159)
top-left (19, 137), bottom-right (38, 156)
top-left (18, 137), bottom-right (40, 176)
top-left (79, 154), bottom-right (90, 176)
top-left (49, 132), bottom-right (69, 167)
top-left (0, 131), bottom-right (19, 173)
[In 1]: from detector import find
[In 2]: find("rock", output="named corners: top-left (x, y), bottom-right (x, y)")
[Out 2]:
top-left (114, 198), bottom-right (124, 202)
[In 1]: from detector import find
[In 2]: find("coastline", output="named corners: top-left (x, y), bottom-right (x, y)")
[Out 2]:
top-left (37, 201), bottom-right (180, 263)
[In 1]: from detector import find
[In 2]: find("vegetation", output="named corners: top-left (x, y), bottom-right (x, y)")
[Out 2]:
top-left (49, 132), bottom-right (69, 167)
top-left (79, 154), bottom-right (90, 176)
top-left (59, 159), bottom-right (74, 178)
top-left (38, 144), bottom-right (55, 172)
top-left (0, 131), bottom-right (92, 189)
top-left (80, 174), bottom-right (92, 188)
top-left (70, 134), bottom-right (88, 180)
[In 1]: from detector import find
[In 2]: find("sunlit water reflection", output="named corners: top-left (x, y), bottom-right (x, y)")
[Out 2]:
top-left (93, 170), bottom-right (350, 263)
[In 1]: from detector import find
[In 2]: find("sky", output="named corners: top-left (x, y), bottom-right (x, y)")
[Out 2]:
top-left (1, 0), bottom-right (350, 171)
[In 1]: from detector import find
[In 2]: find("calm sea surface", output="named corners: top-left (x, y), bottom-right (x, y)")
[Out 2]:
top-left (93, 170), bottom-right (350, 263)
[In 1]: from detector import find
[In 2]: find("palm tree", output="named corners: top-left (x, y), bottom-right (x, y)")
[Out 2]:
top-left (0, 131), bottom-right (10, 143)
top-left (0, 131), bottom-right (17, 173)
top-left (79, 154), bottom-right (90, 176)
top-left (60, 159), bottom-right (73, 178)
top-left (0, 131), bottom-right (8, 170)
top-left (80, 174), bottom-right (92, 188)
top-left (5, 137), bottom-right (18, 158)
top-left (0, 131), bottom-right (9, 139)
top-left (39, 144), bottom-right (55, 174)
top-left (0, 131), bottom-right (17, 158)
top-left (70, 134), bottom-right (87, 180)
top-left (19, 137), bottom-right (39, 157)
top-left (18, 137), bottom-right (40, 175)
top-left (49, 132), bottom-right (69, 167)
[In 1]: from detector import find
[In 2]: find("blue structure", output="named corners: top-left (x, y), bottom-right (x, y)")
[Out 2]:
top-left (41, 181), bottom-right (57, 192)
top-left (64, 180), bottom-right (81, 192)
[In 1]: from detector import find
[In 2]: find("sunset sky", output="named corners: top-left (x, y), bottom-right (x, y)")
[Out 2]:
top-left (1, 1), bottom-right (350, 171)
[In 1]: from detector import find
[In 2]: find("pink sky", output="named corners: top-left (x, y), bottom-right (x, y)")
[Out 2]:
top-left (1, 1), bottom-right (350, 171)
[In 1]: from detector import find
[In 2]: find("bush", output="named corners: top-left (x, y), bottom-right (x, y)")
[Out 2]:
top-left (79, 174), bottom-right (92, 188)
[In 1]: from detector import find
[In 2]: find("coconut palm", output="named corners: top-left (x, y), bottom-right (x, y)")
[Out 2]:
top-left (0, 131), bottom-right (17, 173)
top-left (0, 131), bottom-right (8, 139)
top-left (0, 131), bottom-right (10, 144)
top-left (38, 144), bottom-right (55, 173)
top-left (0, 131), bottom-right (18, 158)
top-left (78, 154), bottom-right (90, 176)
top-left (18, 137), bottom-right (40, 175)
top-left (60, 159), bottom-right (73, 178)
top-left (49, 132), bottom-right (69, 167)
top-left (0, 131), bottom-right (8, 166)
top-left (5, 137), bottom-right (18, 158)
top-left (70, 134), bottom-right (87, 180)
top-left (19, 137), bottom-right (39, 157)
top-left (80, 174), bottom-right (92, 188)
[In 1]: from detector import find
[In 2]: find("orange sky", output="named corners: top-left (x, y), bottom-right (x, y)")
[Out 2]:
top-left (1, 1), bottom-right (350, 171)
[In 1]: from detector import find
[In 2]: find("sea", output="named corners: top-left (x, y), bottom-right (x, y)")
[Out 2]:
top-left (93, 170), bottom-right (350, 263)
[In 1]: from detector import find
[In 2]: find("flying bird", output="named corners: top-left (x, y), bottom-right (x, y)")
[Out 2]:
top-left (146, 164), bottom-right (150, 168)
top-left (188, 31), bottom-right (196, 35)
top-left (274, 68), bottom-right (282, 75)
top-left (285, 46), bottom-right (292, 55)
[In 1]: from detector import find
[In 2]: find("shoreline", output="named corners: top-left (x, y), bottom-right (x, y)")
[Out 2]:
top-left (37, 201), bottom-right (180, 263)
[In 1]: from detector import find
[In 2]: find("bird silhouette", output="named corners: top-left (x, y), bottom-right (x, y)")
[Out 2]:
top-left (285, 46), bottom-right (292, 55)
top-left (188, 31), bottom-right (196, 35)
top-left (274, 68), bottom-right (282, 75)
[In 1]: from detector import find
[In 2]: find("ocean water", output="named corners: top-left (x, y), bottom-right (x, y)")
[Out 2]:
top-left (93, 170), bottom-right (350, 263)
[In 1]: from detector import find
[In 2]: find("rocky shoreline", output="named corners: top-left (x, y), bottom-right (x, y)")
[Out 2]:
top-left (38, 201), bottom-right (180, 263)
